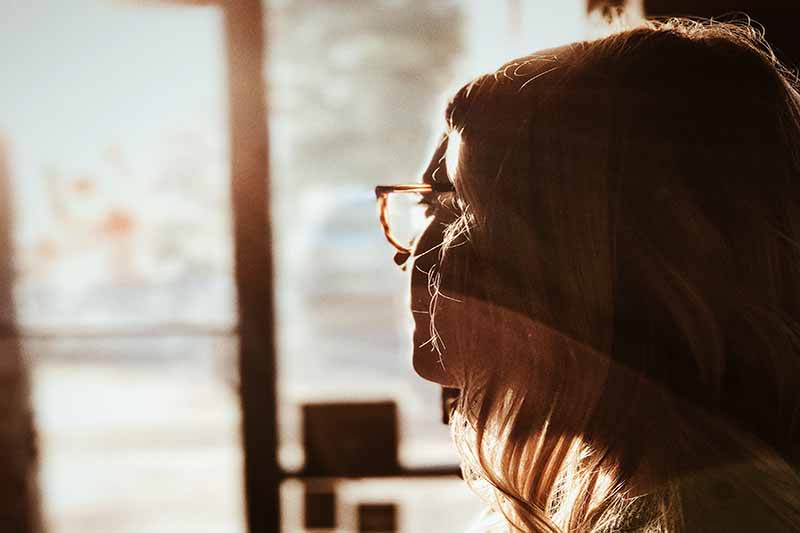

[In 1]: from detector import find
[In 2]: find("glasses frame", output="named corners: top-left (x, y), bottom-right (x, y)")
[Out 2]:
top-left (374, 183), bottom-right (455, 257)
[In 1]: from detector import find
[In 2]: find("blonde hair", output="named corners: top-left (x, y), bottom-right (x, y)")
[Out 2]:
top-left (430, 18), bottom-right (800, 532)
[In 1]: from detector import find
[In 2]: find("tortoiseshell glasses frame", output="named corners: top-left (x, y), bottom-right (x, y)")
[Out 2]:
top-left (374, 183), bottom-right (455, 260)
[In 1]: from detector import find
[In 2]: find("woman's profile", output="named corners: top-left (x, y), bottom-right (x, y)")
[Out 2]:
top-left (376, 17), bottom-right (800, 533)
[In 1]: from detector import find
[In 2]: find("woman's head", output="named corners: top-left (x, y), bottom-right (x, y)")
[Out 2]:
top-left (409, 19), bottom-right (800, 531)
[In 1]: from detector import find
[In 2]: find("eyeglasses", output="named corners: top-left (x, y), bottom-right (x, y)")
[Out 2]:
top-left (374, 183), bottom-right (455, 265)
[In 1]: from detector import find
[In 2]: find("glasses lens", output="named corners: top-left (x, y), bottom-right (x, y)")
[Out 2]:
top-left (385, 193), bottom-right (432, 249)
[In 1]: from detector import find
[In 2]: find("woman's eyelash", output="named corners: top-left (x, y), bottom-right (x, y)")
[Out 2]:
top-left (418, 195), bottom-right (439, 216)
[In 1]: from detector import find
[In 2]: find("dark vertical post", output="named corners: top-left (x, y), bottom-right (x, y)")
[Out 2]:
top-left (222, 2), bottom-right (279, 533)
top-left (0, 140), bottom-right (43, 533)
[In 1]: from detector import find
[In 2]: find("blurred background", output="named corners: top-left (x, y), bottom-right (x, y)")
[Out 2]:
top-left (0, 1), bottom-right (798, 532)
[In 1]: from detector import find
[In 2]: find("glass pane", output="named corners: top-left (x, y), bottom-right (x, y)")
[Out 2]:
top-left (1, 1), bottom-right (235, 331)
top-left (0, 3), bottom-right (244, 532)
top-left (384, 192), bottom-right (431, 252)
top-left (30, 337), bottom-right (243, 533)
top-left (269, 0), bottom-right (464, 472)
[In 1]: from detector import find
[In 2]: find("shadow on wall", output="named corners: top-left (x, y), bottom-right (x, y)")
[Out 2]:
top-left (0, 138), bottom-right (43, 533)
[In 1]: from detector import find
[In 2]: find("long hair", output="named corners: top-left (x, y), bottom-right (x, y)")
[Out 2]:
top-left (430, 19), bottom-right (800, 532)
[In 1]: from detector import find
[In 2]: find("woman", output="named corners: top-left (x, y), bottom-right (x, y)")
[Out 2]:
top-left (377, 18), bottom-right (800, 532)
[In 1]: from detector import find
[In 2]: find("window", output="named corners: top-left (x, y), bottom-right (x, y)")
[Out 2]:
top-left (1, 1), bottom-right (592, 531)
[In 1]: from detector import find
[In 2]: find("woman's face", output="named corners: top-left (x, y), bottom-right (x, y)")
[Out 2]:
top-left (408, 46), bottom-right (571, 387)
top-left (408, 133), bottom-right (462, 387)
